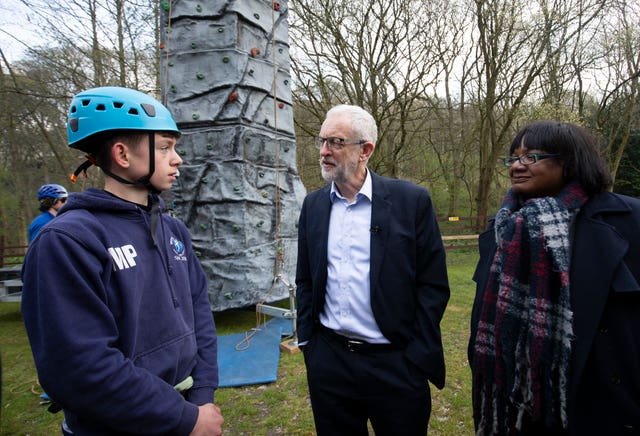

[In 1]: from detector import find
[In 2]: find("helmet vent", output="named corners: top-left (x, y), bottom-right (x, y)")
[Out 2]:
top-left (82, 99), bottom-right (91, 106)
top-left (114, 102), bottom-right (124, 108)
top-left (141, 103), bottom-right (156, 117)
top-left (96, 104), bottom-right (106, 111)
top-left (128, 108), bottom-right (139, 115)
top-left (69, 118), bottom-right (79, 132)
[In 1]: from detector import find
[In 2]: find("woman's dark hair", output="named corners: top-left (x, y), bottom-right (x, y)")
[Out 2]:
top-left (509, 120), bottom-right (612, 196)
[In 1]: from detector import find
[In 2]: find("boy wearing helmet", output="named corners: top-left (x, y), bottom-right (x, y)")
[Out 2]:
top-left (21, 87), bottom-right (224, 435)
top-left (28, 183), bottom-right (68, 243)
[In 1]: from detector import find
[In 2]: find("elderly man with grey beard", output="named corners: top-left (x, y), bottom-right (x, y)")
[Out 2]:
top-left (295, 104), bottom-right (450, 435)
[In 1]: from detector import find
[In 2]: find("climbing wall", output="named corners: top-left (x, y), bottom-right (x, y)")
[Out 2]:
top-left (159, 0), bottom-right (306, 311)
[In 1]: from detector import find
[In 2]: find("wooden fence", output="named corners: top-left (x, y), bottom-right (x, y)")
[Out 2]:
top-left (0, 236), bottom-right (28, 268)
top-left (437, 216), bottom-right (480, 250)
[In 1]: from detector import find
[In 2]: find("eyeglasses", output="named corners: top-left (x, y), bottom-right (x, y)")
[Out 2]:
top-left (502, 153), bottom-right (560, 167)
top-left (315, 136), bottom-right (366, 151)
top-left (58, 198), bottom-right (67, 203)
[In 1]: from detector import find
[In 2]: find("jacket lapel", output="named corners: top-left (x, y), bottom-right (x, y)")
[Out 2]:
top-left (310, 185), bottom-right (332, 297)
top-left (369, 173), bottom-right (391, 291)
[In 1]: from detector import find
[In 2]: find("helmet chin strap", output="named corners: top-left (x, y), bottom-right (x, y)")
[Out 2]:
top-left (133, 132), bottom-right (158, 194)
top-left (71, 132), bottom-right (159, 194)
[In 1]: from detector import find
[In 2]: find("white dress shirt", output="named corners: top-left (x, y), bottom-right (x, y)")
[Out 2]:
top-left (319, 169), bottom-right (390, 344)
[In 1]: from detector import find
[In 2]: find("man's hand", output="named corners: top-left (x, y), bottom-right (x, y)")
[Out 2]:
top-left (190, 403), bottom-right (224, 436)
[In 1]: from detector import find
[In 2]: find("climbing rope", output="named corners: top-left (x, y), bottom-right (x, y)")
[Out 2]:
top-left (159, 2), bottom-right (173, 107)
top-left (240, 1), bottom-right (295, 350)
top-left (271, 0), bottom-right (284, 278)
top-left (235, 276), bottom-right (281, 351)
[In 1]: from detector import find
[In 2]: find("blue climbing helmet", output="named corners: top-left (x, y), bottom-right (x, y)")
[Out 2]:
top-left (67, 86), bottom-right (180, 152)
top-left (38, 184), bottom-right (68, 200)
top-left (67, 87), bottom-right (180, 191)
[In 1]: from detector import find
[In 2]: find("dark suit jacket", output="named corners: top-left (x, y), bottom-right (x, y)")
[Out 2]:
top-left (469, 191), bottom-right (640, 434)
top-left (296, 171), bottom-right (450, 389)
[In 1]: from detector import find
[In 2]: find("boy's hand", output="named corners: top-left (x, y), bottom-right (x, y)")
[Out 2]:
top-left (190, 403), bottom-right (224, 436)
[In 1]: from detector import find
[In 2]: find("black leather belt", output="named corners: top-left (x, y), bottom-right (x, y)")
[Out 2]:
top-left (319, 324), bottom-right (398, 353)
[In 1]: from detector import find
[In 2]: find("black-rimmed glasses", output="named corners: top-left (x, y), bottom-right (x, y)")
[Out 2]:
top-left (502, 153), bottom-right (560, 167)
top-left (315, 136), bottom-right (366, 151)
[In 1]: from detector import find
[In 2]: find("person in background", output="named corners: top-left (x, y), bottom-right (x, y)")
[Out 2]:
top-left (27, 184), bottom-right (68, 403)
top-left (28, 184), bottom-right (68, 243)
top-left (296, 104), bottom-right (450, 435)
top-left (469, 120), bottom-right (640, 435)
top-left (21, 87), bottom-right (223, 436)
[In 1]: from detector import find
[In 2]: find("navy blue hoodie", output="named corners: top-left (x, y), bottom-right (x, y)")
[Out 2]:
top-left (21, 188), bottom-right (218, 435)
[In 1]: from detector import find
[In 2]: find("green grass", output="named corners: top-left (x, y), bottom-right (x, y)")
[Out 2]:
top-left (0, 250), bottom-right (478, 435)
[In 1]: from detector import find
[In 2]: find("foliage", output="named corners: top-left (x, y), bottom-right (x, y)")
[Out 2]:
top-left (614, 128), bottom-right (640, 197)
top-left (0, 250), bottom-right (479, 435)
top-left (0, 62), bottom-right (71, 246)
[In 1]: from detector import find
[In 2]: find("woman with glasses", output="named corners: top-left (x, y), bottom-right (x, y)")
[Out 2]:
top-left (468, 120), bottom-right (640, 435)
top-left (28, 183), bottom-right (68, 243)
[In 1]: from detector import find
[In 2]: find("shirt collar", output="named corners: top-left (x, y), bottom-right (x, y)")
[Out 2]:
top-left (330, 168), bottom-right (372, 203)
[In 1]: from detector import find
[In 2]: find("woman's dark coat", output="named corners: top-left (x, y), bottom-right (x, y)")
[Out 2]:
top-left (469, 192), bottom-right (640, 435)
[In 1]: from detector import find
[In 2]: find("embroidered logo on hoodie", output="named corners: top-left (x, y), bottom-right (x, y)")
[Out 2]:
top-left (108, 244), bottom-right (138, 270)
top-left (171, 236), bottom-right (187, 262)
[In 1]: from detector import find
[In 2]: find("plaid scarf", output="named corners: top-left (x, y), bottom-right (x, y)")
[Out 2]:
top-left (472, 182), bottom-right (588, 435)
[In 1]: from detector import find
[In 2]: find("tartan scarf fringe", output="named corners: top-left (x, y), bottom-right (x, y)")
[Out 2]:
top-left (472, 182), bottom-right (588, 435)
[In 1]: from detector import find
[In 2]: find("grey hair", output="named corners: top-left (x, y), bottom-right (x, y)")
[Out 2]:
top-left (326, 105), bottom-right (378, 145)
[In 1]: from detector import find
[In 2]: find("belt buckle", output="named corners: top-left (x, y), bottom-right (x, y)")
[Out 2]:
top-left (347, 339), bottom-right (365, 352)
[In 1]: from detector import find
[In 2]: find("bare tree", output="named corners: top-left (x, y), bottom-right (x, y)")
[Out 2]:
top-left (0, 0), bottom-right (157, 246)
top-left (471, 0), bottom-right (606, 228)
top-left (419, 0), bottom-right (481, 216)
top-left (16, 0), bottom-right (157, 90)
top-left (290, 0), bottom-right (442, 182)
top-left (592, 0), bottom-right (640, 188)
